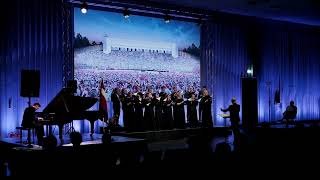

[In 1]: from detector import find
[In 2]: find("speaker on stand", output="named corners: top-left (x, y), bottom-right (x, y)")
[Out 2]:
top-left (20, 70), bottom-right (40, 106)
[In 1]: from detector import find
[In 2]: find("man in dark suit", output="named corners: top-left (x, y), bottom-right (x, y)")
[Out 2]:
top-left (21, 102), bottom-right (44, 144)
top-left (111, 88), bottom-right (121, 126)
top-left (21, 103), bottom-right (40, 127)
top-left (198, 86), bottom-right (207, 123)
top-left (282, 101), bottom-right (297, 127)
top-left (221, 98), bottom-right (240, 145)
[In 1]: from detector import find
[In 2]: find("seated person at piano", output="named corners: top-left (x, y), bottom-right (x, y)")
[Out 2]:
top-left (21, 103), bottom-right (44, 144)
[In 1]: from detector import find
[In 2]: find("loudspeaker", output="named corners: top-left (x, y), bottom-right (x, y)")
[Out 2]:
top-left (67, 80), bottom-right (77, 93)
top-left (241, 77), bottom-right (258, 130)
top-left (20, 70), bottom-right (40, 97)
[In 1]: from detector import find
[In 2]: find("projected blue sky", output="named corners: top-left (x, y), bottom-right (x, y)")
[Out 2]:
top-left (74, 8), bottom-right (200, 49)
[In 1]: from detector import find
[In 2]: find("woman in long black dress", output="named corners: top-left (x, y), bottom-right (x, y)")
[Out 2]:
top-left (120, 89), bottom-right (129, 129)
top-left (187, 93), bottom-right (198, 128)
top-left (162, 94), bottom-right (174, 129)
top-left (185, 87), bottom-right (195, 123)
top-left (143, 92), bottom-right (155, 131)
top-left (197, 86), bottom-right (207, 126)
top-left (125, 92), bottom-right (135, 132)
top-left (173, 92), bottom-right (186, 129)
top-left (200, 89), bottom-right (213, 128)
top-left (153, 93), bottom-right (162, 131)
top-left (134, 92), bottom-right (144, 131)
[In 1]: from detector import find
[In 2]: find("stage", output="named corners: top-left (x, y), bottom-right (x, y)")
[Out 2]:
top-left (3, 125), bottom-right (320, 176)
top-left (0, 127), bottom-right (233, 176)
top-left (0, 127), bottom-right (231, 148)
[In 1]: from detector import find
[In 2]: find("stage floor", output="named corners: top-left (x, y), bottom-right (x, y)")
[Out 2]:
top-left (0, 133), bottom-right (145, 149)
top-left (0, 127), bottom-right (234, 153)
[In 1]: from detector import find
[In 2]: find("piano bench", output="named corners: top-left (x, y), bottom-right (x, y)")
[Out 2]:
top-left (16, 127), bottom-right (35, 145)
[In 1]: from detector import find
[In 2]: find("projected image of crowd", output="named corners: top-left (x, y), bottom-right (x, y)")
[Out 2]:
top-left (75, 45), bottom-right (209, 131)
top-left (75, 45), bottom-right (199, 73)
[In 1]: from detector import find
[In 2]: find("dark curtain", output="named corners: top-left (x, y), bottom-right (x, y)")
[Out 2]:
top-left (256, 26), bottom-right (320, 122)
top-left (201, 22), bottom-right (250, 126)
top-left (201, 19), bottom-right (320, 125)
top-left (0, 0), bottom-right (70, 137)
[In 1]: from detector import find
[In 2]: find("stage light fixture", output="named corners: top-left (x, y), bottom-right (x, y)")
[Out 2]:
top-left (81, 1), bottom-right (88, 14)
top-left (123, 8), bottom-right (130, 19)
top-left (164, 14), bottom-right (171, 23)
top-left (246, 65), bottom-right (254, 77)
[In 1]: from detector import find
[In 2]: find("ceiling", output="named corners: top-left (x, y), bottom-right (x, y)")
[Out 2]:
top-left (150, 0), bottom-right (320, 26)
top-left (74, 0), bottom-right (320, 26)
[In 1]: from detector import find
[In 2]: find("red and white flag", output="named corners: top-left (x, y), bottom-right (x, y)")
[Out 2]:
top-left (99, 79), bottom-right (108, 119)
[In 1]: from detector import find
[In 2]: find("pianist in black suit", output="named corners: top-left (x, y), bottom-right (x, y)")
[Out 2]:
top-left (21, 103), bottom-right (44, 144)
top-left (111, 88), bottom-right (121, 125)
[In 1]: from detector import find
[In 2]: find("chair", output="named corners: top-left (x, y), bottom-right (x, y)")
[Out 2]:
top-left (282, 111), bottom-right (297, 128)
top-left (16, 127), bottom-right (35, 146)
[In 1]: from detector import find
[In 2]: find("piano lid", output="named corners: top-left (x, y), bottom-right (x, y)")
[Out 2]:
top-left (43, 88), bottom-right (98, 113)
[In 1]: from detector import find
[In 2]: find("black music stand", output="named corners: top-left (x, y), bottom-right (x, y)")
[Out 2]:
top-left (219, 114), bottom-right (230, 143)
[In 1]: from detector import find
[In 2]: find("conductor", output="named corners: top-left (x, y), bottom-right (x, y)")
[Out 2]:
top-left (221, 98), bottom-right (240, 145)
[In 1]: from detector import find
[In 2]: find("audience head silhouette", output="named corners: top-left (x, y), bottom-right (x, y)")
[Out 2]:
top-left (215, 142), bottom-right (231, 154)
top-left (42, 135), bottom-right (57, 151)
top-left (70, 131), bottom-right (82, 148)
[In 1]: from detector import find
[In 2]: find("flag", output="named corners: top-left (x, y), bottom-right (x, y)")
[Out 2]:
top-left (99, 79), bottom-right (108, 119)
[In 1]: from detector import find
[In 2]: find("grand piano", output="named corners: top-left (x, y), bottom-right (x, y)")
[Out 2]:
top-left (37, 88), bottom-right (101, 140)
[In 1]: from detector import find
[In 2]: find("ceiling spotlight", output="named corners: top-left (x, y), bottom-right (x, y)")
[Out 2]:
top-left (81, 1), bottom-right (88, 14)
top-left (164, 14), bottom-right (171, 23)
top-left (123, 8), bottom-right (130, 19)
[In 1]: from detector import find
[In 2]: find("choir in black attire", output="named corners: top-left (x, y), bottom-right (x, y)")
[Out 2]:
top-left (110, 87), bottom-right (213, 132)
